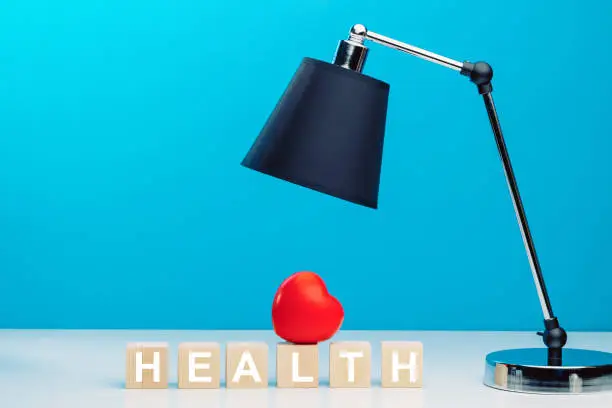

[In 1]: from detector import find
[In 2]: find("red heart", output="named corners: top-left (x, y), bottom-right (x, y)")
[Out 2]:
top-left (272, 271), bottom-right (344, 344)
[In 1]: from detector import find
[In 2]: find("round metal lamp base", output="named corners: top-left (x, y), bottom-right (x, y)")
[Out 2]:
top-left (484, 348), bottom-right (612, 394)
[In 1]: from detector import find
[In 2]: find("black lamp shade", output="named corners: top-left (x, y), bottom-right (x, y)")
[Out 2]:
top-left (241, 57), bottom-right (390, 209)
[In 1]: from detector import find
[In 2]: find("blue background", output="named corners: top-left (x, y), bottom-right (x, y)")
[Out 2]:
top-left (0, 1), bottom-right (610, 331)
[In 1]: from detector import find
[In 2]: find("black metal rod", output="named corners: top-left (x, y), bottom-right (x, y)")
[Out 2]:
top-left (549, 347), bottom-right (562, 366)
top-left (482, 92), bottom-right (555, 320)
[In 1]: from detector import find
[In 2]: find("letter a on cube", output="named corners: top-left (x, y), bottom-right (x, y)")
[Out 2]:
top-left (126, 342), bottom-right (169, 389)
top-left (226, 342), bottom-right (268, 389)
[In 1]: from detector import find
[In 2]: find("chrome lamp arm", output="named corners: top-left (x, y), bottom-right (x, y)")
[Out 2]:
top-left (333, 24), bottom-right (567, 365)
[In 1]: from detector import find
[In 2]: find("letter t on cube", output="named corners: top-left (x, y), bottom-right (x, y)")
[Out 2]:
top-left (329, 341), bottom-right (371, 388)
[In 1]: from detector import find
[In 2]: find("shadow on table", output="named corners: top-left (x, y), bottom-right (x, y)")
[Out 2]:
top-left (114, 379), bottom-right (425, 408)
top-left (0, 354), bottom-right (35, 373)
top-left (109, 379), bottom-right (368, 389)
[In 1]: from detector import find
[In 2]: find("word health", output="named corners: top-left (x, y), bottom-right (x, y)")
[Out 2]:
top-left (126, 341), bottom-right (423, 389)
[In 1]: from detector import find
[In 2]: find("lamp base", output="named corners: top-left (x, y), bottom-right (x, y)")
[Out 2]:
top-left (484, 348), bottom-right (612, 394)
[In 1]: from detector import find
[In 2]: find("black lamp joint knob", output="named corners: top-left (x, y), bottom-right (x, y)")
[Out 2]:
top-left (461, 61), bottom-right (493, 94)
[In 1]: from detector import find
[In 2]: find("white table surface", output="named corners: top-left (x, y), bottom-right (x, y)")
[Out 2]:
top-left (1, 329), bottom-right (611, 407)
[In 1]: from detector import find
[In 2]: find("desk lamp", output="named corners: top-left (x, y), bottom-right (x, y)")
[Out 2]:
top-left (241, 24), bottom-right (612, 394)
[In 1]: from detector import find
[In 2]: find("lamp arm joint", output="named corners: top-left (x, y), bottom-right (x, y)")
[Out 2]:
top-left (460, 61), bottom-right (494, 94)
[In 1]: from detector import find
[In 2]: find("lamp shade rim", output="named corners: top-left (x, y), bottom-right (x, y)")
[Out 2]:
top-left (240, 162), bottom-right (379, 210)
top-left (302, 57), bottom-right (390, 91)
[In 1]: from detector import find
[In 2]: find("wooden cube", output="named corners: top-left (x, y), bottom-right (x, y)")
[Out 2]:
top-left (226, 342), bottom-right (268, 389)
top-left (276, 343), bottom-right (318, 388)
top-left (381, 341), bottom-right (423, 388)
top-left (329, 341), bottom-right (371, 388)
top-left (178, 342), bottom-right (221, 389)
top-left (126, 342), bottom-right (169, 389)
